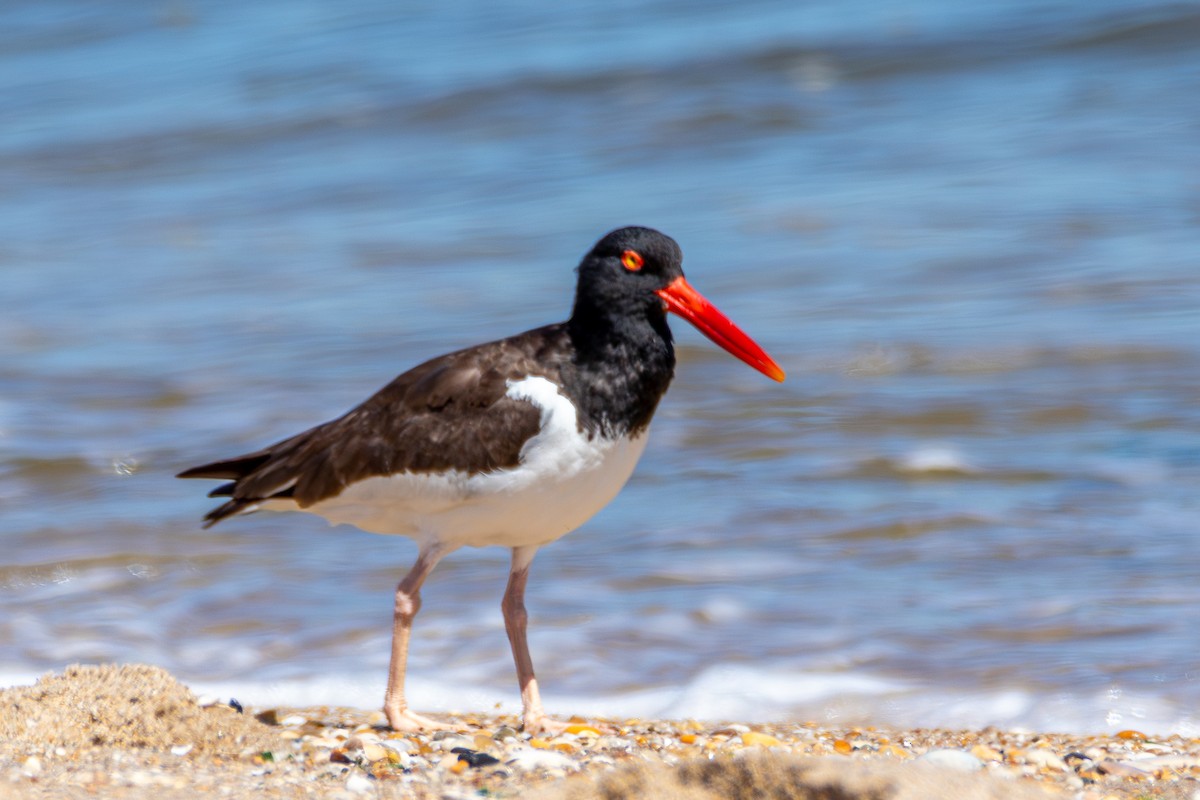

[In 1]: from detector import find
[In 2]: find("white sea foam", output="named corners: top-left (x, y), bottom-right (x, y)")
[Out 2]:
top-left (2, 653), bottom-right (1197, 738)
top-left (900, 443), bottom-right (975, 473)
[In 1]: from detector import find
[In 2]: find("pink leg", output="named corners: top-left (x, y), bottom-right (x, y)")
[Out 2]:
top-left (502, 546), bottom-right (566, 734)
top-left (383, 543), bottom-right (453, 731)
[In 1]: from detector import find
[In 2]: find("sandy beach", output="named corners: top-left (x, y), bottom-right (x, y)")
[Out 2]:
top-left (0, 664), bottom-right (1197, 800)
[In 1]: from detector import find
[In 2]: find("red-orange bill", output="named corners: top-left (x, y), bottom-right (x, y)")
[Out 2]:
top-left (655, 276), bottom-right (786, 382)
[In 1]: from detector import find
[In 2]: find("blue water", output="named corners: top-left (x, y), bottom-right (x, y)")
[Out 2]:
top-left (4, 0), bottom-right (1200, 734)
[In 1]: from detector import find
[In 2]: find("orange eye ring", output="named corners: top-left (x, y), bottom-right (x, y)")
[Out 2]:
top-left (621, 249), bottom-right (644, 272)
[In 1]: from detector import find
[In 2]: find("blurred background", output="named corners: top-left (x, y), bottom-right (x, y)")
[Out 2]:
top-left (3, 0), bottom-right (1199, 734)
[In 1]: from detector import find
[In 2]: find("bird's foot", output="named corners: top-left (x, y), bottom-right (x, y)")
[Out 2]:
top-left (520, 714), bottom-right (615, 735)
top-left (385, 706), bottom-right (444, 732)
top-left (521, 713), bottom-right (568, 736)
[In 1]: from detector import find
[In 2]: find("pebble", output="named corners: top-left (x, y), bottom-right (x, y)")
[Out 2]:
top-left (381, 738), bottom-right (415, 754)
top-left (254, 709), bottom-right (280, 726)
top-left (507, 747), bottom-right (576, 772)
top-left (970, 744), bottom-right (1003, 762)
top-left (1115, 730), bottom-right (1147, 741)
top-left (1096, 760), bottom-right (1148, 778)
top-left (452, 747), bottom-right (501, 768)
top-left (565, 724), bottom-right (602, 736)
top-left (917, 749), bottom-right (983, 772)
top-left (21, 757), bottom-right (42, 778)
top-left (432, 734), bottom-right (475, 751)
top-left (741, 731), bottom-right (782, 747)
top-left (344, 772), bottom-right (374, 794)
top-left (1024, 749), bottom-right (1067, 771)
top-left (713, 724), bottom-right (750, 735)
top-left (360, 743), bottom-right (389, 763)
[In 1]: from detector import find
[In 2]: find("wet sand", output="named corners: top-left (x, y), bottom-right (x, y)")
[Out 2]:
top-left (2, 664), bottom-right (1197, 799)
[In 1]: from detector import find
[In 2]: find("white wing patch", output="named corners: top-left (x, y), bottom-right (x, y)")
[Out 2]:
top-left (506, 375), bottom-right (608, 479)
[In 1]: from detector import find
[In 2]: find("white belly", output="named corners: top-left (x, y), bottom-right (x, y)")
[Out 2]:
top-left (267, 376), bottom-right (650, 549)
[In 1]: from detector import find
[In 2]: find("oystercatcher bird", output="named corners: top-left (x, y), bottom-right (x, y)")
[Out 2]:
top-left (178, 226), bottom-right (784, 733)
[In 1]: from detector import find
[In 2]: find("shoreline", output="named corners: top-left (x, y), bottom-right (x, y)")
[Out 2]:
top-left (1, 665), bottom-right (1197, 799)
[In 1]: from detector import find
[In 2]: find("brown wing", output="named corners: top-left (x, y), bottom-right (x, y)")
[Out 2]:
top-left (178, 325), bottom-right (571, 527)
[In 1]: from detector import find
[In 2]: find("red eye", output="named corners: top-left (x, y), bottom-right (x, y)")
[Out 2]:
top-left (621, 250), bottom-right (644, 271)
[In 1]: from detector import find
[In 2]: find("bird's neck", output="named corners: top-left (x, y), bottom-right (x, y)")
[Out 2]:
top-left (563, 305), bottom-right (676, 439)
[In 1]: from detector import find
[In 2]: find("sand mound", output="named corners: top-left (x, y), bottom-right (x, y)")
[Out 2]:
top-left (539, 751), bottom-right (1057, 800)
top-left (0, 664), bottom-right (281, 756)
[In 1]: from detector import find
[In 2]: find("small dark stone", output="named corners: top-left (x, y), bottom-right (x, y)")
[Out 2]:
top-left (452, 747), bottom-right (501, 768)
top-left (230, 698), bottom-right (244, 714)
top-left (255, 709), bottom-right (280, 726)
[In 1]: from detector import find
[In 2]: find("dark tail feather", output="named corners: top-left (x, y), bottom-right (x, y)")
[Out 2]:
top-left (179, 451), bottom-right (277, 527)
top-left (177, 452), bottom-right (271, 481)
top-left (201, 498), bottom-right (258, 529)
